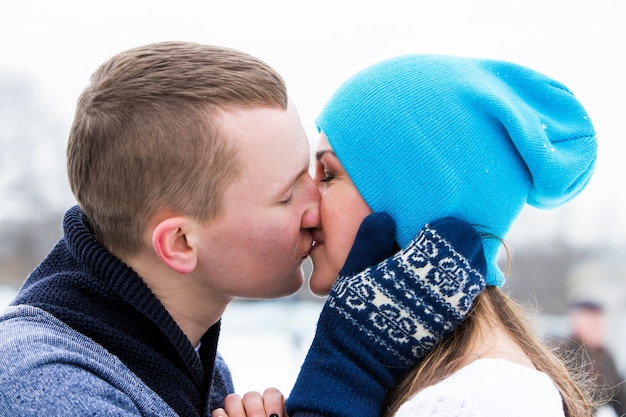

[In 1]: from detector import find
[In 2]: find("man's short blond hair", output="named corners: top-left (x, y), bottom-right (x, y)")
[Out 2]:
top-left (67, 41), bottom-right (288, 258)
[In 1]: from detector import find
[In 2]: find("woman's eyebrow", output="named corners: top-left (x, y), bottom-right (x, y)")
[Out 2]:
top-left (315, 150), bottom-right (336, 161)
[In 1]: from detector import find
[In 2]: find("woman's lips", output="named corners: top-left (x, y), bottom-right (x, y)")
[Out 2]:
top-left (308, 237), bottom-right (324, 256)
top-left (309, 232), bottom-right (324, 254)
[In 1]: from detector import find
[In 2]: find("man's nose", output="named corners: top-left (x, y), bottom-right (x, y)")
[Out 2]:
top-left (302, 175), bottom-right (321, 229)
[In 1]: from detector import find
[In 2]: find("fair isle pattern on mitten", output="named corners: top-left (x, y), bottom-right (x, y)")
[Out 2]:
top-left (327, 223), bottom-right (485, 367)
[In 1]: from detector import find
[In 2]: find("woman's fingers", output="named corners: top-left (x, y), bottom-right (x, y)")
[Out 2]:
top-left (261, 387), bottom-right (285, 417)
top-left (215, 388), bottom-right (285, 417)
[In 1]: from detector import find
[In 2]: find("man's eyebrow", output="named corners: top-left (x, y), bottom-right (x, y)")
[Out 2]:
top-left (315, 150), bottom-right (336, 161)
top-left (276, 166), bottom-right (309, 195)
top-left (279, 166), bottom-right (310, 196)
top-left (295, 166), bottom-right (310, 180)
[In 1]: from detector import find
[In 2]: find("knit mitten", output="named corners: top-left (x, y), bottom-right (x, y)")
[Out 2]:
top-left (286, 215), bottom-right (487, 417)
top-left (340, 212), bottom-right (399, 276)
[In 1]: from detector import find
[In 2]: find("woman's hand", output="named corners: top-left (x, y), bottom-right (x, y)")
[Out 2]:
top-left (212, 387), bottom-right (286, 417)
top-left (285, 215), bottom-right (487, 417)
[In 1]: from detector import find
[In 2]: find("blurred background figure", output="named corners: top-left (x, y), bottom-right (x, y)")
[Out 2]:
top-left (550, 259), bottom-right (626, 417)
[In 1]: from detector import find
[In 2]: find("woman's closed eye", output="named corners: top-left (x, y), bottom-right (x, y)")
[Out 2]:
top-left (320, 171), bottom-right (336, 183)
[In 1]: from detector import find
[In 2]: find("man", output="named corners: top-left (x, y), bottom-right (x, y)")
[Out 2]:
top-left (0, 42), bottom-right (486, 417)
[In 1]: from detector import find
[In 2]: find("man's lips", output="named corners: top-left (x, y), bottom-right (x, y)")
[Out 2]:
top-left (300, 236), bottom-right (315, 259)
top-left (301, 240), bottom-right (315, 258)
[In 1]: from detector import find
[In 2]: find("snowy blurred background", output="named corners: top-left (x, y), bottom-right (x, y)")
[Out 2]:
top-left (1, 0), bottom-right (625, 401)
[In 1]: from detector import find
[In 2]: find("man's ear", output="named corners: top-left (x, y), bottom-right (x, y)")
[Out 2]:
top-left (151, 217), bottom-right (198, 274)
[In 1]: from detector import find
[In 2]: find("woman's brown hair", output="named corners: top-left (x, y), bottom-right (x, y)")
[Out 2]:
top-left (383, 287), bottom-right (595, 417)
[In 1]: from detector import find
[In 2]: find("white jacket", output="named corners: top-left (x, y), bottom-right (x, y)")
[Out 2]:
top-left (394, 358), bottom-right (564, 417)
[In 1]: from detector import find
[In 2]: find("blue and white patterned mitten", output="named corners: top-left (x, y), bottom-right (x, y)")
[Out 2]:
top-left (286, 215), bottom-right (487, 417)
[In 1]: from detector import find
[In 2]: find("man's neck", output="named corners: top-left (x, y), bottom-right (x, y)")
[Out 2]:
top-left (125, 252), bottom-right (230, 347)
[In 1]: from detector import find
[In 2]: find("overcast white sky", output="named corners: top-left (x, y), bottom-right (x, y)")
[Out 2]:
top-left (2, 0), bottom-right (625, 248)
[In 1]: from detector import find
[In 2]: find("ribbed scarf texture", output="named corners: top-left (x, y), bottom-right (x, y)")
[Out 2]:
top-left (11, 205), bottom-right (233, 416)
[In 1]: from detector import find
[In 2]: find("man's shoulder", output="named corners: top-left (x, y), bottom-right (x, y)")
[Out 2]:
top-left (1, 304), bottom-right (84, 345)
top-left (0, 305), bottom-right (178, 417)
top-left (0, 304), bottom-right (138, 371)
top-left (0, 304), bottom-right (117, 376)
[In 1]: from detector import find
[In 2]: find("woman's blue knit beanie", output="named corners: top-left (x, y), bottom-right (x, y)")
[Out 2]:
top-left (317, 55), bottom-right (597, 286)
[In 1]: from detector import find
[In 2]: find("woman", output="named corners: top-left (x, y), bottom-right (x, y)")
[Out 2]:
top-left (216, 55), bottom-right (598, 416)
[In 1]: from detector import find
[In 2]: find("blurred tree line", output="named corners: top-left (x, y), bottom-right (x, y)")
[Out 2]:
top-left (0, 72), bottom-right (74, 286)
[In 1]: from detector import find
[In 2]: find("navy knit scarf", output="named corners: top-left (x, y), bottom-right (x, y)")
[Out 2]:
top-left (12, 206), bottom-right (232, 416)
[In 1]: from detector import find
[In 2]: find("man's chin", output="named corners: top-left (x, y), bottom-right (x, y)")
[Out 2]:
top-left (272, 270), bottom-right (305, 299)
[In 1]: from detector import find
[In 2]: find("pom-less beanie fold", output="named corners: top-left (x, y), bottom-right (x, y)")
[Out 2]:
top-left (317, 55), bottom-right (597, 286)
